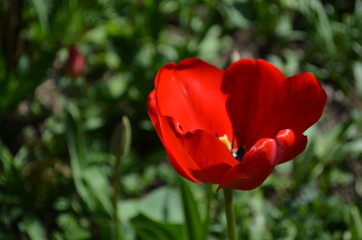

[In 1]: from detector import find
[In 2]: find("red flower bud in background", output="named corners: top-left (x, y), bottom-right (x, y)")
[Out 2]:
top-left (65, 44), bottom-right (85, 78)
top-left (148, 58), bottom-right (327, 191)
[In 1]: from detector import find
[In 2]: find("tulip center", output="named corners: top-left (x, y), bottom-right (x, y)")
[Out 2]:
top-left (218, 134), bottom-right (245, 161)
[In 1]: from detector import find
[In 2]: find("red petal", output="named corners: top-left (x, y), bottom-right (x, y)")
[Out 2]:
top-left (155, 58), bottom-right (232, 138)
top-left (283, 73), bottom-right (327, 133)
top-left (223, 59), bottom-right (327, 149)
top-left (158, 116), bottom-right (237, 184)
top-left (147, 90), bottom-right (163, 142)
top-left (275, 129), bottom-right (307, 164)
top-left (218, 138), bottom-right (278, 191)
top-left (148, 91), bottom-right (198, 182)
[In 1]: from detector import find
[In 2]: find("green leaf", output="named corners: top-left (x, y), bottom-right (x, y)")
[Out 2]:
top-left (95, 73), bottom-right (130, 100)
top-left (180, 179), bottom-right (203, 240)
top-left (83, 166), bottom-right (113, 215)
top-left (353, 61), bottom-right (362, 97)
top-left (131, 214), bottom-right (185, 240)
top-left (118, 199), bottom-right (139, 222)
top-left (197, 25), bottom-right (222, 62)
top-left (312, 121), bottom-right (351, 160)
top-left (57, 214), bottom-right (91, 240)
top-left (0, 141), bottom-right (13, 175)
top-left (19, 218), bottom-right (46, 240)
top-left (222, 0), bottom-right (250, 29)
top-left (139, 186), bottom-right (183, 223)
top-left (30, 0), bottom-right (50, 30)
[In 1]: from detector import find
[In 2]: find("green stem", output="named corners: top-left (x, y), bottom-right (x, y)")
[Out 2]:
top-left (112, 156), bottom-right (123, 240)
top-left (111, 116), bottom-right (131, 240)
top-left (223, 189), bottom-right (237, 240)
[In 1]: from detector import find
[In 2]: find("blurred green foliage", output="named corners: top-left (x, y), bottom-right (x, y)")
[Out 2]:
top-left (1, 0), bottom-right (362, 239)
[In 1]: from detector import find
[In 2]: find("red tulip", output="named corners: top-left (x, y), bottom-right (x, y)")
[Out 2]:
top-left (148, 58), bottom-right (327, 191)
top-left (65, 44), bottom-right (85, 78)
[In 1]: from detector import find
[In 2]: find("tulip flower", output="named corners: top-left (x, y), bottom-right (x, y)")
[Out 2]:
top-left (148, 58), bottom-right (327, 191)
top-left (65, 44), bottom-right (85, 78)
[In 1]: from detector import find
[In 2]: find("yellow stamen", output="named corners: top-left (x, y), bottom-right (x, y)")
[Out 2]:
top-left (218, 134), bottom-right (233, 151)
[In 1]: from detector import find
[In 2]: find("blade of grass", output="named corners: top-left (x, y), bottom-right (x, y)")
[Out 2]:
top-left (65, 105), bottom-right (95, 211)
top-left (351, 205), bottom-right (362, 239)
top-left (180, 179), bottom-right (202, 240)
top-left (29, 0), bottom-right (49, 30)
top-left (202, 184), bottom-right (212, 240)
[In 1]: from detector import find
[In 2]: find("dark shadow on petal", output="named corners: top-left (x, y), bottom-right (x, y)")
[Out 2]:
top-left (190, 163), bottom-right (233, 184)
